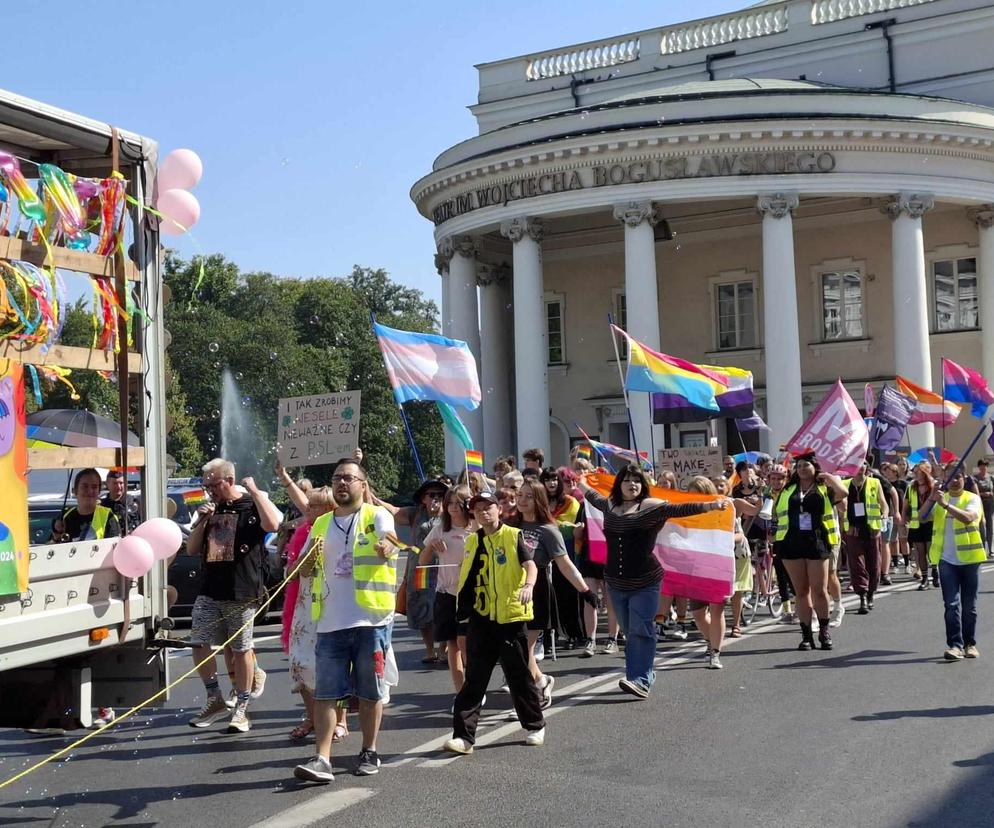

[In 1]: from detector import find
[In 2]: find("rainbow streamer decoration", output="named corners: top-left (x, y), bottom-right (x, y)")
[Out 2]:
top-left (465, 449), bottom-right (484, 474)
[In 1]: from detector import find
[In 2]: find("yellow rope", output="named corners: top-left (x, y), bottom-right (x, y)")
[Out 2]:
top-left (0, 540), bottom-right (319, 790)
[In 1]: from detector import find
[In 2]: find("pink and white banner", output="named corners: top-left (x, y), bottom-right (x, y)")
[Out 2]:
top-left (785, 379), bottom-right (868, 475)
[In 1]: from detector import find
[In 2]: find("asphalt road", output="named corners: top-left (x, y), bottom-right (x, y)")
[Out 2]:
top-left (4, 565), bottom-right (994, 828)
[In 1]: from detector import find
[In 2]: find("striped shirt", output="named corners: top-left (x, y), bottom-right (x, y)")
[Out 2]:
top-left (585, 491), bottom-right (710, 590)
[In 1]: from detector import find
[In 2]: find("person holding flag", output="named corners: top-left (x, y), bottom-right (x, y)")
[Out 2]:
top-left (926, 461), bottom-right (985, 660)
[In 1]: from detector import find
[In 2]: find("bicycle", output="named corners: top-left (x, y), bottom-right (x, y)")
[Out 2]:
top-left (744, 540), bottom-right (783, 623)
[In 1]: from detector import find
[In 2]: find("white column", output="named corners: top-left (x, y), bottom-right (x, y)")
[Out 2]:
top-left (478, 264), bottom-right (513, 461)
top-left (969, 206), bottom-right (994, 387)
top-left (501, 217), bottom-right (550, 461)
top-left (613, 200), bottom-right (665, 464)
top-left (757, 193), bottom-right (803, 449)
top-left (884, 193), bottom-right (935, 449)
top-left (434, 240), bottom-right (462, 472)
top-left (444, 235), bottom-right (484, 455)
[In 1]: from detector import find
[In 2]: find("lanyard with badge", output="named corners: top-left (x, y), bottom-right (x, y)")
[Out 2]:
top-left (851, 480), bottom-right (866, 519)
top-left (332, 512), bottom-right (359, 577)
top-left (797, 486), bottom-right (815, 532)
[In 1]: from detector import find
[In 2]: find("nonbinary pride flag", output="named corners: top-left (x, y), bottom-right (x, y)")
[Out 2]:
top-left (584, 473), bottom-right (735, 604)
top-left (612, 326), bottom-right (722, 412)
top-left (896, 376), bottom-right (961, 427)
top-left (373, 322), bottom-right (481, 410)
top-left (942, 358), bottom-right (994, 418)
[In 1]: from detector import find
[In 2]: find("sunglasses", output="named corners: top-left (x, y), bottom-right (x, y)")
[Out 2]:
top-left (332, 474), bottom-right (365, 484)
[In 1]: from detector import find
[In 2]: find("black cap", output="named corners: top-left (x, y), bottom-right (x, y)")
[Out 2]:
top-left (412, 477), bottom-right (449, 503)
top-left (468, 491), bottom-right (500, 509)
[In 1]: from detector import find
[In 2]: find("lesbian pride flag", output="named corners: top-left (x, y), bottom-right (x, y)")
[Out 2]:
top-left (942, 358), bottom-right (994, 418)
top-left (373, 322), bottom-right (481, 410)
top-left (896, 376), bottom-right (961, 427)
top-left (583, 473), bottom-right (735, 604)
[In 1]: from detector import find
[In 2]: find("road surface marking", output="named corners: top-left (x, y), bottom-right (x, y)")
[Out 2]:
top-left (247, 787), bottom-right (376, 828)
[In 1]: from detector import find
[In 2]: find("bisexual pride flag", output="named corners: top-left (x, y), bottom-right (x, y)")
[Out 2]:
top-left (373, 322), bottom-right (481, 410)
top-left (942, 358), bottom-right (994, 418)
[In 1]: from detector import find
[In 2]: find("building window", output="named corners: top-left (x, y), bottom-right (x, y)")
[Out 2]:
top-left (932, 257), bottom-right (978, 331)
top-left (545, 294), bottom-right (565, 365)
top-left (612, 289), bottom-right (627, 357)
top-left (714, 280), bottom-right (756, 349)
top-left (820, 269), bottom-right (864, 340)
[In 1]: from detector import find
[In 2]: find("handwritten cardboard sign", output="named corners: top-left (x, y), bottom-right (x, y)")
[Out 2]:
top-left (277, 391), bottom-right (361, 467)
top-left (656, 447), bottom-right (722, 488)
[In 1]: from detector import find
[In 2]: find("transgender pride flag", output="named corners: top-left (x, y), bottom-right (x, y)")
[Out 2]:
top-left (373, 322), bottom-right (481, 410)
top-left (584, 473), bottom-right (735, 604)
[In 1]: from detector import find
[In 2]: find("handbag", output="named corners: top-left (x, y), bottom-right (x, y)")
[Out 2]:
top-left (395, 574), bottom-right (408, 615)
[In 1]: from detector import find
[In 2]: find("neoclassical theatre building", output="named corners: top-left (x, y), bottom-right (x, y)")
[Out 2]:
top-left (412, 0), bottom-right (994, 470)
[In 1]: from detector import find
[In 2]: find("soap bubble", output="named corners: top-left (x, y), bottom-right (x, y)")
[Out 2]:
top-left (309, 315), bottom-right (320, 325)
top-left (269, 351), bottom-right (278, 361)
top-left (235, 372), bottom-right (243, 381)
top-left (208, 342), bottom-right (219, 353)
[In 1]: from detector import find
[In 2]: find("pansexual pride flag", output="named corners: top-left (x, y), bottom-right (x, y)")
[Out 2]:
top-left (942, 358), bottom-right (994, 418)
top-left (373, 322), bottom-right (481, 410)
top-left (583, 473), bottom-right (735, 603)
top-left (896, 376), bottom-right (961, 427)
top-left (611, 326), bottom-right (721, 412)
top-left (653, 364), bottom-right (754, 424)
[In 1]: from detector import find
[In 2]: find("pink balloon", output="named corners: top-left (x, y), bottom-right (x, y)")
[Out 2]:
top-left (156, 188), bottom-right (200, 236)
top-left (158, 148), bottom-right (203, 192)
top-left (133, 517), bottom-right (184, 561)
top-left (112, 535), bottom-right (154, 579)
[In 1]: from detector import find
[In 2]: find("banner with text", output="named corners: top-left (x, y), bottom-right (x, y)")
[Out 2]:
top-left (277, 391), bottom-right (361, 467)
top-left (657, 447), bottom-right (722, 488)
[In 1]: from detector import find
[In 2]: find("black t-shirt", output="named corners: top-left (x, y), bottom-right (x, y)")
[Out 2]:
top-left (60, 507), bottom-right (121, 542)
top-left (201, 494), bottom-right (267, 602)
top-left (846, 479), bottom-right (870, 534)
top-left (101, 494), bottom-right (141, 533)
top-left (781, 486), bottom-right (830, 554)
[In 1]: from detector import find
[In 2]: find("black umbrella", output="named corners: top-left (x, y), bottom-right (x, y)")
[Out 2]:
top-left (26, 409), bottom-right (139, 449)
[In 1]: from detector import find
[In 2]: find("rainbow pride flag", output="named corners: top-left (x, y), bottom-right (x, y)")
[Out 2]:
top-left (576, 445), bottom-right (592, 461)
top-left (584, 472), bottom-right (735, 603)
top-left (182, 489), bottom-right (207, 507)
top-left (612, 326), bottom-right (722, 412)
top-left (465, 449), bottom-right (484, 474)
top-left (413, 564), bottom-right (437, 591)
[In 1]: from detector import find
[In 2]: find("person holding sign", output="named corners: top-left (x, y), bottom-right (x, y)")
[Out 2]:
top-left (927, 463), bottom-right (985, 660)
top-left (772, 453), bottom-right (847, 651)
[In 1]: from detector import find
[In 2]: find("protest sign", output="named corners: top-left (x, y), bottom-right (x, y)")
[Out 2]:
top-left (277, 391), bottom-right (361, 467)
top-left (657, 447), bottom-right (722, 487)
top-left (784, 379), bottom-right (868, 475)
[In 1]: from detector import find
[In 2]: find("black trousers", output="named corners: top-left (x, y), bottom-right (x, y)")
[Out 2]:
top-left (453, 615), bottom-right (545, 744)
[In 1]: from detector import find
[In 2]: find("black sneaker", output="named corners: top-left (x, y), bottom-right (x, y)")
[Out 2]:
top-left (356, 748), bottom-right (381, 776)
top-left (880, 574), bottom-right (892, 586)
top-left (931, 568), bottom-right (940, 587)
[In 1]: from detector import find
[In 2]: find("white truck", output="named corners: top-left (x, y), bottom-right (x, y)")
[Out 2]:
top-left (0, 88), bottom-right (171, 728)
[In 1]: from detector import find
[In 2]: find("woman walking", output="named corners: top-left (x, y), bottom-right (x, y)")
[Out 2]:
top-left (578, 465), bottom-right (729, 698)
top-left (517, 479), bottom-right (598, 707)
top-left (772, 454), bottom-right (847, 651)
top-left (905, 462), bottom-right (938, 590)
top-left (420, 485), bottom-right (474, 696)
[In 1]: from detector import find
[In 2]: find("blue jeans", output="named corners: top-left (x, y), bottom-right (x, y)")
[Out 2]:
top-left (314, 622), bottom-right (393, 702)
top-left (608, 582), bottom-right (660, 690)
top-left (938, 560), bottom-right (980, 649)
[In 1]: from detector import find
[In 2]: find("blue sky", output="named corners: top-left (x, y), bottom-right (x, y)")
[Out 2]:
top-left (4, 1), bottom-right (747, 307)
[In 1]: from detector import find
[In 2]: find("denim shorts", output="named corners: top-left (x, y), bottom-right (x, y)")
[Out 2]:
top-left (189, 595), bottom-right (258, 652)
top-left (314, 623), bottom-right (393, 702)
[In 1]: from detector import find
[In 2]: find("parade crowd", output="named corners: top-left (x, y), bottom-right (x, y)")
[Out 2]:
top-left (47, 445), bottom-right (992, 783)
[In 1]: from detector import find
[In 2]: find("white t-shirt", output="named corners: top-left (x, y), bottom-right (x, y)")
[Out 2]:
top-left (316, 506), bottom-right (396, 633)
top-left (422, 523), bottom-right (472, 595)
top-left (941, 491), bottom-right (981, 566)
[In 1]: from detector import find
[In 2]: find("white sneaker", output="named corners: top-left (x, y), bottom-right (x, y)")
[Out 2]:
top-left (250, 667), bottom-right (267, 700)
top-left (226, 704), bottom-right (251, 734)
top-left (224, 689), bottom-right (237, 710)
top-left (497, 684), bottom-right (510, 694)
top-left (524, 727), bottom-right (546, 746)
top-left (707, 652), bottom-right (723, 670)
top-left (540, 675), bottom-right (554, 710)
top-left (534, 641), bottom-right (545, 662)
top-left (443, 737), bottom-right (473, 755)
top-left (829, 601), bottom-right (845, 628)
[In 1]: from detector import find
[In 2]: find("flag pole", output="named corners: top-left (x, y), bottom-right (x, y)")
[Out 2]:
top-left (941, 357), bottom-right (947, 450)
top-left (607, 313), bottom-right (640, 463)
top-left (919, 418), bottom-right (989, 522)
top-left (370, 312), bottom-right (426, 483)
top-left (647, 396), bottom-right (657, 478)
